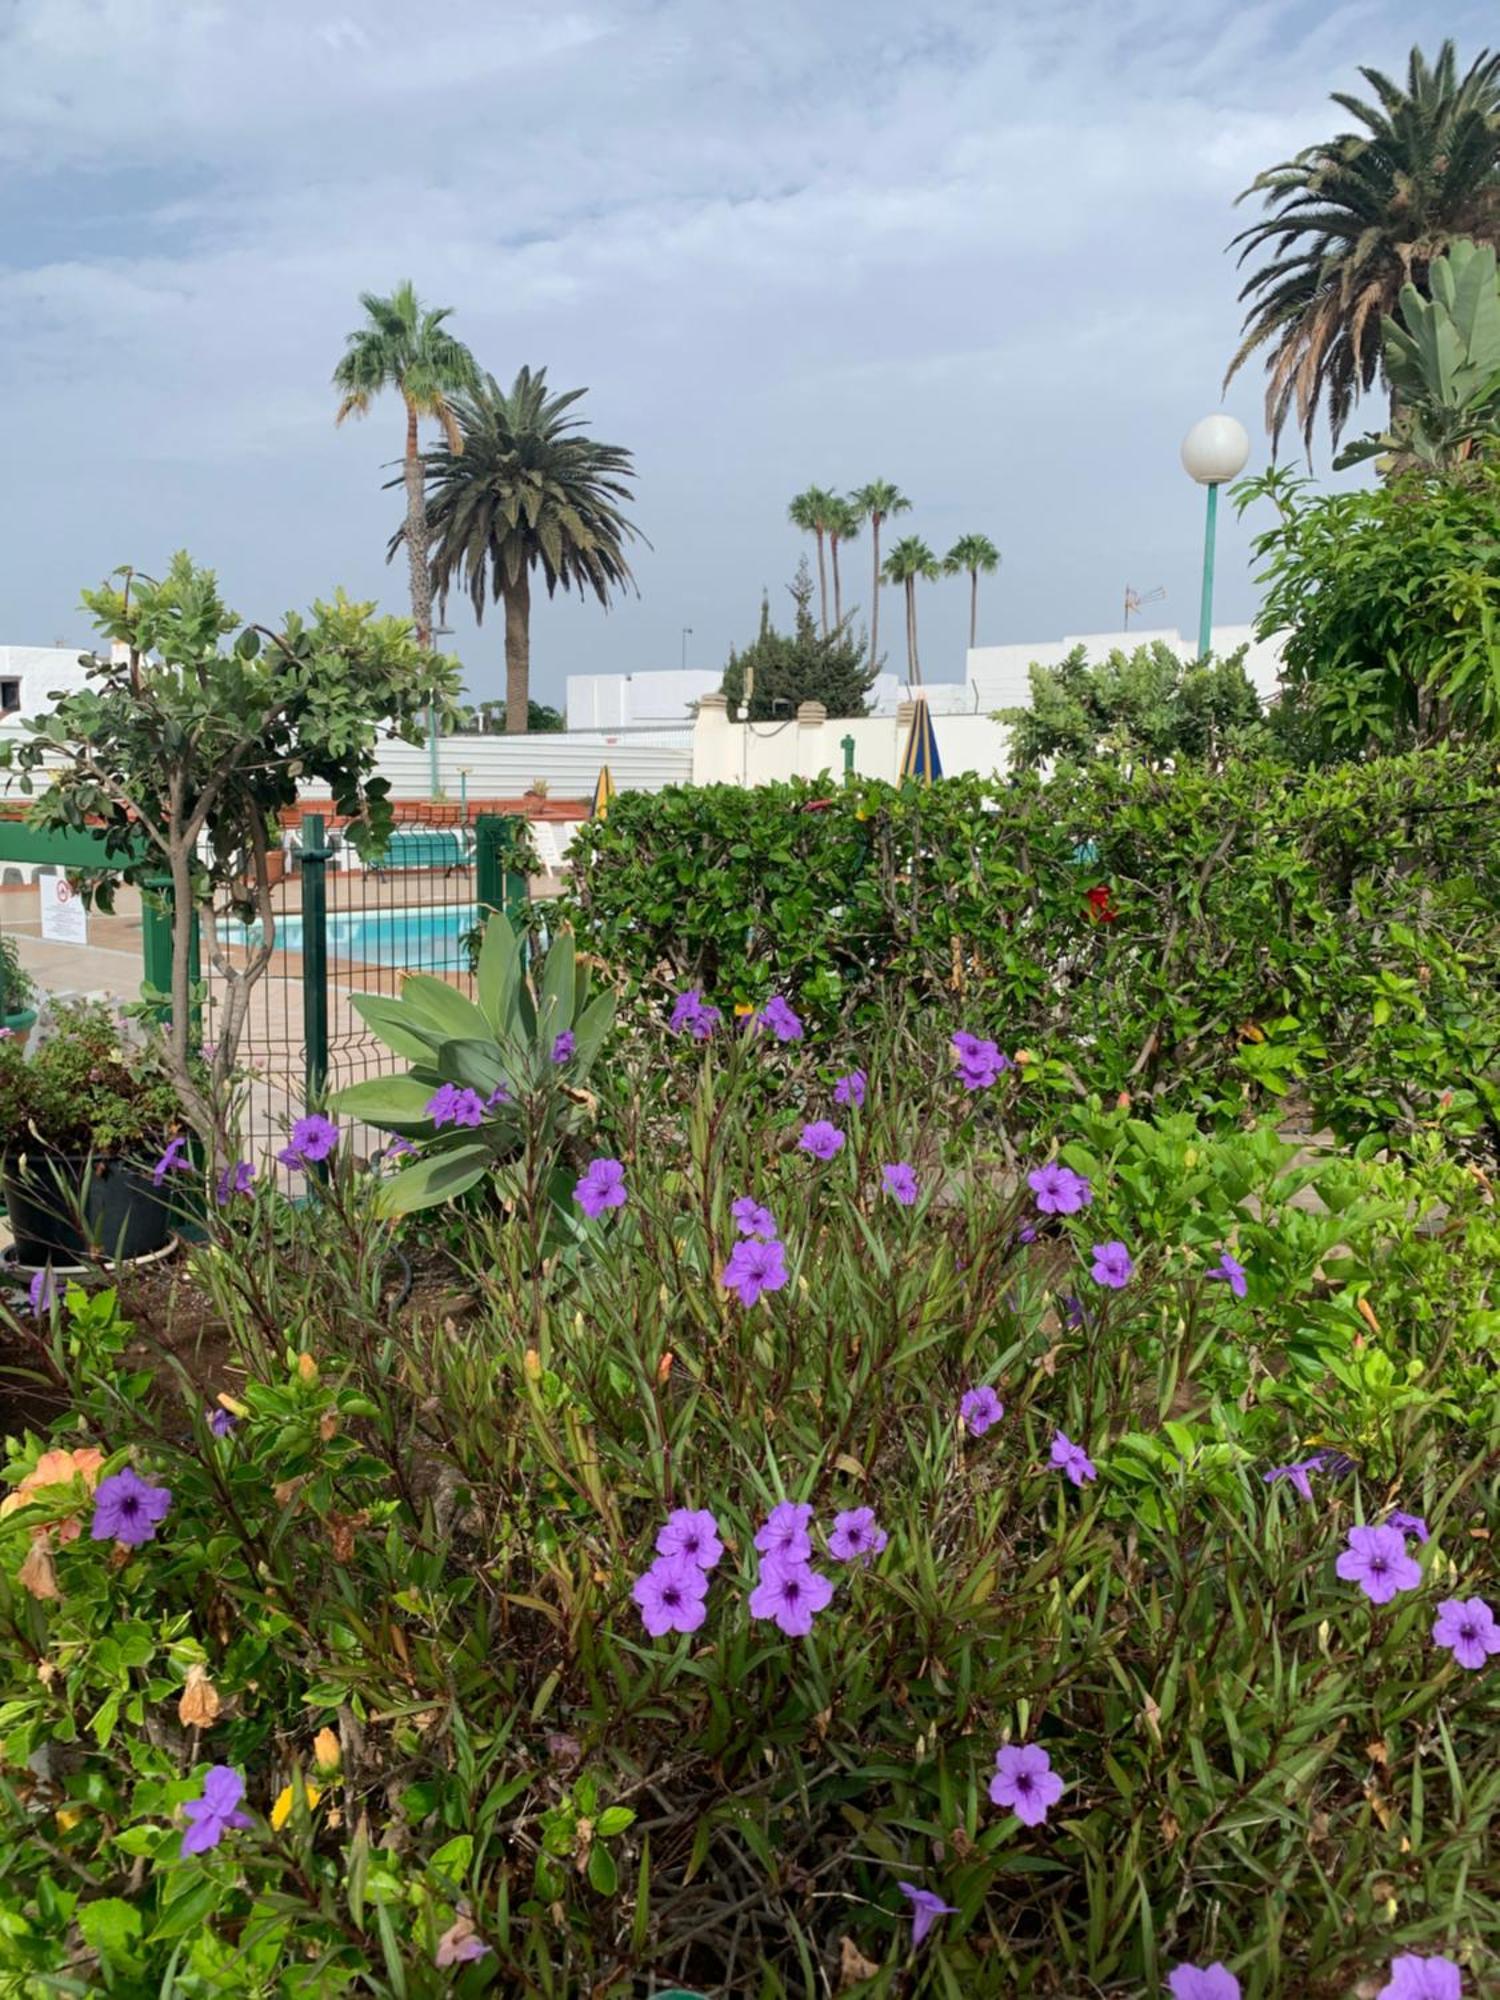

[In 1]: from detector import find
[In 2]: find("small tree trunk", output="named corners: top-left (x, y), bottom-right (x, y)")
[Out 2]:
top-left (504, 566), bottom-right (532, 734)
top-left (869, 519), bottom-right (881, 672)
top-left (403, 401), bottom-right (432, 647)
top-left (814, 529), bottom-right (829, 637)
top-left (831, 536), bottom-right (843, 627)
top-left (969, 570), bottom-right (978, 649)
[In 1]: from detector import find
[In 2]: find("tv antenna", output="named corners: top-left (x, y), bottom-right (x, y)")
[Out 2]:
top-left (1123, 585), bottom-right (1166, 629)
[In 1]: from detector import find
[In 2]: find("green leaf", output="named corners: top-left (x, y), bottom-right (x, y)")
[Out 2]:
top-left (328, 1075), bottom-right (437, 1131)
top-left (475, 912), bottom-right (522, 1034)
top-left (596, 1805), bottom-right (636, 1837)
top-left (437, 1038), bottom-right (508, 1096)
top-left (350, 995), bottom-right (443, 1063)
top-left (77, 1898), bottom-right (143, 1967)
top-left (537, 928), bottom-right (576, 1041)
top-left (587, 1840), bottom-right (618, 1896)
top-left (373, 1145), bottom-right (491, 1216)
top-left (397, 974), bottom-right (492, 1043)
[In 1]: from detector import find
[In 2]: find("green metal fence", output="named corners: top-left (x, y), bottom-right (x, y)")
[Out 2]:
top-left (0, 820), bottom-right (174, 1022)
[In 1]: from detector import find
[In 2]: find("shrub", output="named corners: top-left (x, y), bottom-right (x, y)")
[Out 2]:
top-left (0, 1016), bottom-right (1495, 1994)
top-left (0, 1001), bottom-right (184, 1157)
top-left (563, 751), bottom-right (1500, 1158)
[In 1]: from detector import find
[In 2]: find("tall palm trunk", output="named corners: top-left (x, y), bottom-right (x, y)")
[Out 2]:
top-left (969, 568), bottom-right (978, 649)
top-left (814, 528), bottom-right (829, 636)
top-left (831, 535), bottom-right (843, 627)
top-left (403, 399), bottom-right (433, 646)
top-left (869, 515), bottom-right (882, 671)
top-left (504, 566), bottom-right (532, 734)
top-left (904, 577), bottom-right (919, 684)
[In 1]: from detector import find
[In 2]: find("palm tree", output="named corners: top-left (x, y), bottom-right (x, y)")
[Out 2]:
top-left (827, 496), bottom-right (863, 628)
top-left (943, 534), bottom-right (1001, 649)
top-left (850, 480), bottom-right (911, 672)
top-left (881, 536), bottom-right (940, 685)
top-left (1226, 41), bottom-right (1500, 453)
top-left (787, 486), bottom-right (839, 633)
top-left (333, 282), bottom-right (478, 644)
top-left (411, 368), bottom-right (642, 734)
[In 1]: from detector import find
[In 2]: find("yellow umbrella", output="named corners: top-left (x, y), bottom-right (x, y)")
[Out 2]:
top-left (591, 765), bottom-right (617, 818)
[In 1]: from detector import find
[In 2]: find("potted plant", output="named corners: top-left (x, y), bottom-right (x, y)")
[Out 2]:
top-left (0, 1001), bottom-right (188, 1265)
top-left (0, 937), bottom-right (38, 1044)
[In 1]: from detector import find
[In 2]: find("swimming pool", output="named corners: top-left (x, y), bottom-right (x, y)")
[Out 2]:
top-left (218, 902), bottom-right (477, 973)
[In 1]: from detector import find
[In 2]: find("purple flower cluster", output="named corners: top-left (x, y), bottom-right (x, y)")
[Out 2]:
top-left (633, 1505), bottom-right (726, 1637)
top-left (731, 1195), bottom-right (778, 1240)
top-left (669, 989), bottom-right (721, 1040)
top-left (827, 1506), bottom-right (888, 1562)
top-left (574, 1157), bottom-right (627, 1218)
top-left (882, 1161), bottom-right (918, 1206)
top-left (1089, 1240), bottom-right (1134, 1289)
top-left (757, 995), bottom-right (804, 1043)
top-left (91, 1466), bottom-right (172, 1548)
top-left (959, 1386), bottom-right (1004, 1436)
top-left (551, 1030), bottom-right (575, 1063)
top-left (750, 1504), bottom-right (834, 1636)
top-left (426, 1083), bottom-right (485, 1129)
top-left (215, 1160), bottom-right (255, 1206)
top-left (181, 1764), bottom-right (253, 1856)
top-left (1027, 1162), bottom-right (1092, 1214)
top-left (799, 1119), bottom-right (845, 1162)
top-left (951, 1030), bottom-right (1009, 1090)
top-left (1050, 1431), bottom-right (1098, 1487)
top-left (277, 1113), bottom-right (338, 1169)
top-left (1207, 1247), bottom-right (1248, 1298)
top-left (722, 1236), bottom-right (788, 1305)
top-left (1432, 1596), bottom-right (1500, 1671)
top-left (832, 1068), bottom-right (866, 1109)
top-left (1336, 1524), bottom-right (1423, 1605)
top-left (1169, 1968), bottom-right (1241, 2000)
top-left (152, 1136), bottom-right (191, 1187)
top-left (988, 1743), bottom-right (1063, 1826)
top-left (1379, 1956), bottom-right (1464, 1999)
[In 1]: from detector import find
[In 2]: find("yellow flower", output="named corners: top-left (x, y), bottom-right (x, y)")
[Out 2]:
top-left (311, 1727), bottom-right (341, 1773)
top-left (270, 1780), bottom-right (323, 1830)
top-left (55, 1806), bottom-right (84, 1832)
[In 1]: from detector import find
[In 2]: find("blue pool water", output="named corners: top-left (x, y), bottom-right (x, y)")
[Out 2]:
top-left (219, 902), bottom-right (477, 973)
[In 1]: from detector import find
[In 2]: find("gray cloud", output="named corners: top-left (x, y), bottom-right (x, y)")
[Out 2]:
top-left (1, 0), bottom-right (1489, 698)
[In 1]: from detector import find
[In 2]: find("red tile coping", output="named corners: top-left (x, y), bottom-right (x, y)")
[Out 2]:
top-left (281, 797), bottom-right (590, 827)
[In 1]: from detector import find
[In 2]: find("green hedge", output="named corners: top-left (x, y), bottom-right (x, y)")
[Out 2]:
top-left (564, 749), bottom-right (1500, 1153)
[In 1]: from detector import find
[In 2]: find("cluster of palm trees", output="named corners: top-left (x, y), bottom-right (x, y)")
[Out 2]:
top-left (333, 282), bottom-right (641, 734)
top-left (1227, 39), bottom-right (1500, 454)
top-left (786, 484), bottom-right (999, 684)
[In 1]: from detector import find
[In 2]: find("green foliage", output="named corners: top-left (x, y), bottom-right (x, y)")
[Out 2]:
top-left (0, 1002), bottom-right (184, 1156)
top-left (0, 1026), bottom-right (1495, 1993)
top-left (329, 911), bottom-right (614, 1215)
top-left (1227, 40), bottom-right (1500, 452)
top-left (1239, 464), bottom-right (1500, 751)
top-left (0, 935), bottom-right (37, 1018)
top-left (719, 560), bottom-right (877, 719)
top-left (1337, 239), bottom-right (1500, 471)
top-left (331, 280), bottom-right (478, 437)
top-left (997, 640), bottom-right (1266, 771)
top-left (563, 752), bottom-right (1500, 1158)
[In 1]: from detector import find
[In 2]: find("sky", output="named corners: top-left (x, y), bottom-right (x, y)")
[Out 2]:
top-left (1, 0), bottom-right (1490, 707)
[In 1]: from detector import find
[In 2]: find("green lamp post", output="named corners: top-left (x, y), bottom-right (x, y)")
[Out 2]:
top-left (1180, 414), bottom-right (1250, 660)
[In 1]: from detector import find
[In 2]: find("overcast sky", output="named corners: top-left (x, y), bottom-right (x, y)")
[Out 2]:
top-left (1, 0), bottom-right (1489, 706)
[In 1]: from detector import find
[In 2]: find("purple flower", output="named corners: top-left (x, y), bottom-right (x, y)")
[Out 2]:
top-left (1050, 1431), bottom-right (1097, 1487)
top-left (1027, 1163), bottom-right (1092, 1215)
top-left (1264, 1458), bottom-right (1323, 1502)
top-left (1335, 1524), bottom-right (1423, 1605)
top-left (484, 1083), bottom-right (511, 1108)
top-left (425, 1082), bottom-right (484, 1129)
top-left (551, 1030), bottom-right (575, 1063)
top-left (1389, 1510), bottom-right (1430, 1544)
top-left (656, 1508), bottom-right (724, 1571)
top-left (721, 1237), bottom-right (788, 1306)
top-left (214, 1160), bottom-right (255, 1207)
top-left (951, 1029), bottom-right (1009, 1090)
top-left (209, 1408), bottom-right (236, 1438)
top-left (828, 1507), bottom-right (887, 1563)
top-left (574, 1157), bottom-right (627, 1218)
top-left (669, 989), bottom-right (720, 1039)
top-left (632, 1554), bottom-right (709, 1637)
top-left (960, 1386), bottom-right (1004, 1436)
top-left (1089, 1241), bottom-right (1133, 1289)
top-left (799, 1120), bottom-right (845, 1162)
top-left (1017, 1222), bottom-right (1037, 1245)
top-left (90, 1466), bottom-right (172, 1547)
top-left (1431, 1596), bottom-right (1500, 1671)
top-left (1169, 1969), bottom-right (1242, 2000)
top-left (1207, 1249), bottom-right (1248, 1299)
top-left (152, 1136), bottom-right (191, 1187)
top-left (1378, 1956), bottom-right (1464, 2000)
top-left (731, 1196), bottom-right (778, 1241)
top-left (383, 1135), bottom-right (417, 1159)
top-left (278, 1113), bottom-right (338, 1168)
top-left (435, 1911), bottom-right (490, 1967)
top-left (1063, 1294), bottom-right (1085, 1330)
top-left (27, 1270), bottom-right (55, 1318)
top-left (757, 995), bottom-right (804, 1043)
top-left (754, 1501), bottom-right (813, 1566)
top-left (180, 1764), bottom-right (253, 1857)
top-left (882, 1162), bottom-right (918, 1206)
top-left (748, 1556), bottom-right (833, 1636)
top-left (896, 1882), bottom-right (956, 1947)
top-left (988, 1743), bottom-right (1063, 1827)
top-left (832, 1069), bottom-right (866, 1109)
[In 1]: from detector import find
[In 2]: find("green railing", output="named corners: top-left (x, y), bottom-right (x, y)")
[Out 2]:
top-left (0, 819), bottom-right (175, 1023)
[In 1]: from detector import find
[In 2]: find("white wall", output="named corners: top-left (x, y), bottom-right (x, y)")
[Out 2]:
top-left (965, 624), bottom-right (1287, 710)
top-left (566, 669), bottom-right (721, 729)
top-left (368, 730), bottom-right (692, 799)
top-left (693, 697), bottom-right (1011, 789)
top-left (0, 646), bottom-right (94, 727)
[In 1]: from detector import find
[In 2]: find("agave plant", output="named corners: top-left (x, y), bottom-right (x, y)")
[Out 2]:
top-left (330, 913), bottom-right (613, 1213)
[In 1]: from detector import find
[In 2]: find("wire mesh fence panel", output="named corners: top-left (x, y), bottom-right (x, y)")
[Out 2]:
top-left (205, 813), bottom-right (483, 1167)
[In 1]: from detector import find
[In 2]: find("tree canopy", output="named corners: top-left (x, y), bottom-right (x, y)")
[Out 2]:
top-left (997, 640), bottom-right (1266, 772)
top-left (719, 560), bottom-right (877, 720)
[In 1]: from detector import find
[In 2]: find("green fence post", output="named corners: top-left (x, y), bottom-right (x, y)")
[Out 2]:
top-left (475, 814), bottom-right (530, 924)
top-left (141, 882), bottom-right (175, 1023)
top-left (300, 814), bottom-right (330, 1103)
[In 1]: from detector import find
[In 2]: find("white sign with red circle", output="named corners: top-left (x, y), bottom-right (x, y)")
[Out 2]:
top-left (39, 872), bottom-right (88, 946)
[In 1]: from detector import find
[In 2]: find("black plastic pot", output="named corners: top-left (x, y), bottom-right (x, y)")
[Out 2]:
top-left (1, 1153), bottom-right (174, 1265)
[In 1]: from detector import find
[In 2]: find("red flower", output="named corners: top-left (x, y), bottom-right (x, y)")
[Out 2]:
top-left (1084, 885), bottom-right (1118, 923)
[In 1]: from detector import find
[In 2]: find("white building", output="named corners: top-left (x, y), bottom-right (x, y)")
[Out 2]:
top-left (0, 645), bottom-right (94, 731)
top-left (566, 669), bottom-right (721, 730)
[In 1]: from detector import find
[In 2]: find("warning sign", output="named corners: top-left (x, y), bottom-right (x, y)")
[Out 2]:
top-left (39, 872), bottom-right (88, 946)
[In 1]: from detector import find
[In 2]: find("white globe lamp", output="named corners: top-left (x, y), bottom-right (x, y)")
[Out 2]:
top-left (1181, 414), bottom-right (1251, 657)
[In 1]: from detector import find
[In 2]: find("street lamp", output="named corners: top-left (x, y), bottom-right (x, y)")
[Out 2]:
top-left (429, 624), bottom-right (455, 799)
top-left (681, 626), bottom-right (693, 672)
top-left (1180, 414), bottom-right (1250, 659)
